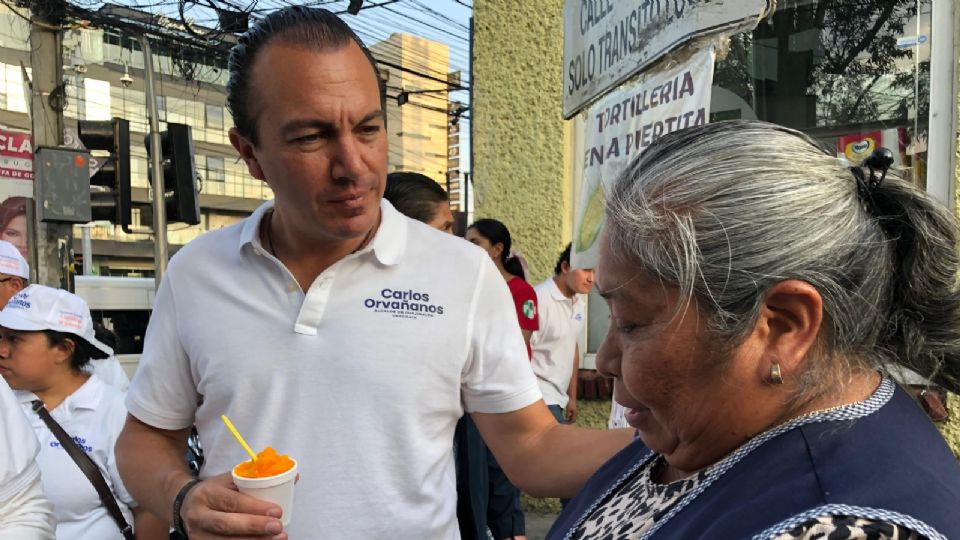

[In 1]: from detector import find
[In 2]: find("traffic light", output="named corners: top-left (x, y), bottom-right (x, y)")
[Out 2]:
top-left (77, 117), bottom-right (132, 232)
top-left (146, 123), bottom-right (200, 225)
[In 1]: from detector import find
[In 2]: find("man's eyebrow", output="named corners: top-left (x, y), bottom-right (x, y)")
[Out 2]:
top-left (280, 110), bottom-right (385, 137)
top-left (358, 110), bottom-right (385, 125)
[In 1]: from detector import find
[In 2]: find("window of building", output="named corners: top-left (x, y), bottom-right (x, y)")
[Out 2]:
top-left (206, 155), bottom-right (225, 182)
top-left (205, 104), bottom-right (224, 131)
top-left (3, 63), bottom-right (26, 113)
top-left (83, 79), bottom-right (112, 121)
top-left (156, 95), bottom-right (167, 122)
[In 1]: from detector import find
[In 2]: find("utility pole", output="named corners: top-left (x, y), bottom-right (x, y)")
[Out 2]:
top-left (29, 0), bottom-right (71, 288)
top-left (139, 36), bottom-right (168, 288)
top-left (926, 0), bottom-right (958, 210)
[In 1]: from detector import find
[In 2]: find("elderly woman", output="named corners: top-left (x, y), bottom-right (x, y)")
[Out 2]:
top-left (547, 121), bottom-right (960, 540)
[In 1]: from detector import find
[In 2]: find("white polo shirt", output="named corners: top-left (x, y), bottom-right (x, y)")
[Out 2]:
top-left (1, 376), bottom-right (41, 504)
top-left (530, 278), bottom-right (586, 408)
top-left (17, 375), bottom-right (135, 540)
top-left (127, 199), bottom-right (541, 539)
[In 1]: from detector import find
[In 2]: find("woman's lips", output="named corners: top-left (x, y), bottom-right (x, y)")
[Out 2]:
top-left (624, 406), bottom-right (646, 426)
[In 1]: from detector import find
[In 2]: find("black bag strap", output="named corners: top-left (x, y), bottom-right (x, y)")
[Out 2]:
top-left (32, 400), bottom-right (135, 540)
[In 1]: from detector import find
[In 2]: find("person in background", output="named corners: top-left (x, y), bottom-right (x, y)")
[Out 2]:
top-left (0, 239), bottom-right (28, 307)
top-left (466, 218), bottom-right (539, 356)
top-left (87, 322), bottom-right (130, 393)
top-left (0, 375), bottom-right (55, 538)
top-left (383, 171), bottom-right (455, 234)
top-left (384, 171), bottom-right (493, 540)
top-left (0, 285), bottom-right (166, 539)
top-left (0, 197), bottom-right (28, 259)
top-left (530, 244), bottom-right (594, 425)
top-left (547, 120), bottom-right (960, 539)
top-left (464, 217), bottom-right (538, 540)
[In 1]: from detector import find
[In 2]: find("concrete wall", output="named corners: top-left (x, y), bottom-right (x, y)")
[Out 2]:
top-left (472, 0), bottom-right (571, 284)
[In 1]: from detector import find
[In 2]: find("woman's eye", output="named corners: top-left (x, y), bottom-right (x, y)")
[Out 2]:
top-left (617, 324), bottom-right (637, 334)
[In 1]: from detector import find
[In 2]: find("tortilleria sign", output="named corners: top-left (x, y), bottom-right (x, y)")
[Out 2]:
top-left (563, 0), bottom-right (771, 118)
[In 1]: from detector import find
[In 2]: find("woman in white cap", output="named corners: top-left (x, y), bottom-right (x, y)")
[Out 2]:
top-left (0, 285), bottom-right (166, 539)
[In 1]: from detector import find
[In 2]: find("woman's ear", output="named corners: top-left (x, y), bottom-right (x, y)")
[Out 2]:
top-left (53, 337), bottom-right (77, 367)
top-left (750, 280), bottom-right (823, 383)
top-left (491, 242), bottom-right (504, 260)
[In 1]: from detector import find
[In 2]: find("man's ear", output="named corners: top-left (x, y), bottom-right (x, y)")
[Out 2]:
top-left (750, 280), bottom-right (823, 383)
top-left (560, 261), bottom-right (571, 274)
top-left (229, 128), bottom-right (265, 180)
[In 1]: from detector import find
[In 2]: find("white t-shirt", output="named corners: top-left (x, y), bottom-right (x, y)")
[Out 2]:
top-left (17, 375), bottom-right (136, 540)
top-left (85, 356), bottom-right (130, 392)
top-left (0, 377), bottom-right (54, 538)
top-left (530, 278), bottom-right (586, 408)
top-left (126, 199), bottom-right (541, 539)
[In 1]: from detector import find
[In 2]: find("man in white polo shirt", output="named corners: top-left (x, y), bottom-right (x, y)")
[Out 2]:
top-left (0, 377), bottom-right (55, 538)
top-left (531, 245), bottom-right (595, 425)
top-left (116, 7), bottom-right (632, 539)
top-left (0, 239), bottom-right (28, 307)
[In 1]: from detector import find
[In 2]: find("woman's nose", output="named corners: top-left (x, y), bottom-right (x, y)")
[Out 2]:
top-left (595, 331), bottom-right (620, 379)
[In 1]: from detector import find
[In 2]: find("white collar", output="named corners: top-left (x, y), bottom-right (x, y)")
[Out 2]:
top-left (239, 198), bottom-right (407, 267)
top-left (16, 374), bottom-right (103, 414)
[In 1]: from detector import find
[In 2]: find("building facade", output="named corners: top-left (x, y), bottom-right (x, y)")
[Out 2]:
top-left (0, 5), bottom-right (269, 277)
top-left (370, 33), bottom-right (455, 189)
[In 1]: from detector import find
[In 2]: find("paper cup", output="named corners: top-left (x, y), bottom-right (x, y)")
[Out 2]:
top-left (232, 459), bottom-right (298, 526)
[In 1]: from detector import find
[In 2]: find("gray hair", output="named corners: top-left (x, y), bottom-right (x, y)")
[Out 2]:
top-left (605, 120), bottom-right (960, 403)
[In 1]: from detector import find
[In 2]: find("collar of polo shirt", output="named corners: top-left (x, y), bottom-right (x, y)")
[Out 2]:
top-left (239, 198), bottom-right (407, 266)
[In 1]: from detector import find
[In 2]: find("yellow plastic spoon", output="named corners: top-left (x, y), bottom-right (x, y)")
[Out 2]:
top-left (221, 414), bottom-right (258, 463)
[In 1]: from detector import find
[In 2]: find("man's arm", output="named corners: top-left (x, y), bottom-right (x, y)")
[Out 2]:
top-left (471, 401), bottom-right (632, 498)
top-left (0, 476), bottom-right (55, 539)
top-left (116, 415), bottom-right (285, 539)
top-left (565, 344), bottom-right (580, 423)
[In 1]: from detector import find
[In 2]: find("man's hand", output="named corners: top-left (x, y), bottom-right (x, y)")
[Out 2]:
top-left (180, 473), bottom-right (286, 539)
top-left (564, 399), bottom-right (578, 423)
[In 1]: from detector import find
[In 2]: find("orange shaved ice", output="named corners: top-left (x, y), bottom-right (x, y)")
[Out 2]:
top-left (234, 447), bottom-right (294, 478)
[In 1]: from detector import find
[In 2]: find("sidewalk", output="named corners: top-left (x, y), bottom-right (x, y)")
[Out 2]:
top-left (524, 512), bottom-right (559, 540)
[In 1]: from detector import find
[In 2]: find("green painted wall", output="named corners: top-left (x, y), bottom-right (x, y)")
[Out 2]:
top-left (472, 0), bottom-right (570, 284)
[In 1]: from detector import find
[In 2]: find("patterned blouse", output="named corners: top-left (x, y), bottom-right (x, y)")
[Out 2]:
top-left (571, 456), bottom-right (924, 540)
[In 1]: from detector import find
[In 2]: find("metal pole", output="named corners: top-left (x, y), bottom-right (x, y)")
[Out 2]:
top-left (139, 36), bottom-right (168, 288)
top-left (29, 7), bottom-right (69, 288)
top-left (926, 0), bottom-right (958, 210)
top-left (81, 225), bottom-right (92, 275)
top-left (467, 15), bottom-right (474, 224)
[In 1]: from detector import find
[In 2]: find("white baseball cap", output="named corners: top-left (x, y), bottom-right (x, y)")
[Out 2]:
top-left (0, 240), bottom-right (28, 280)
top-left (0, 285), bottom-right (112, 359)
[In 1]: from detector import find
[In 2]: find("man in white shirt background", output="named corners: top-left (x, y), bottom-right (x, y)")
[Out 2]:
top-left (530, 244), bottom-right (595, 425)
top-left (0, 376), bottom-right (55, 538)
top-left (0, 239), bottom-right (28, 307)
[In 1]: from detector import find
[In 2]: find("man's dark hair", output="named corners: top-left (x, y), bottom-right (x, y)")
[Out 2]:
top-left (226, 6), bottom-right (386, 145)
top-left (384, 172), bottom-right (449, 224)
top-left (555, 243), bottom-right (572, 275)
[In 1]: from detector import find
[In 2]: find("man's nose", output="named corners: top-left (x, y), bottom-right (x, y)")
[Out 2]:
top-left (331, 135), bottom-right (368, 181)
